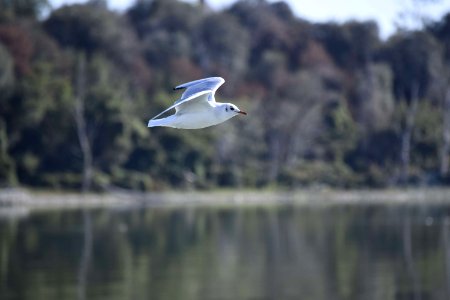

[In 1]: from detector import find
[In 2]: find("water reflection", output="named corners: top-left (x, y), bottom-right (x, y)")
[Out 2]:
top-left (1, 200), bottom-right (450, 300)
top-left (77, 210), bottom-right (92, 300)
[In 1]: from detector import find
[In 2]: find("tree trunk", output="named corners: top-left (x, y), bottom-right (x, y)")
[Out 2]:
top-left (75, 55), bottom-right (94, 298)
top-left (440, 87), bottom-right (450, 177)
top-left (268, 131), bottom-right (281, 182)
top-left (74, 54), bottom-right (93, 192)
top-left (399, 84), bottom-right (419, 184)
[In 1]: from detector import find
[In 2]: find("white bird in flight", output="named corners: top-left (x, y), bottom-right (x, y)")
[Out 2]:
top-left (148, 77), bottom-right (247, 129)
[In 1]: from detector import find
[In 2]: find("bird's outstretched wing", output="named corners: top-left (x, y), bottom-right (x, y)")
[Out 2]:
top-left (174, 77), bottom-right (225, 104)
top-left (149, 90), bottom-right (211, 121)
top-left (149, 77), bottom-right (225, 121)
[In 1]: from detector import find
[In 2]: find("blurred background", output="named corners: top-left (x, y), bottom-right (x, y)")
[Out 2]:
top-left (0, 0), bottom-right (450, 191)
top-left (2, 1), bottom-right (450, 300)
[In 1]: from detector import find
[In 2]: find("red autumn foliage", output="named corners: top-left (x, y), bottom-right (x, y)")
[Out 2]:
top-left (0, 25), bottom-right (33, 75)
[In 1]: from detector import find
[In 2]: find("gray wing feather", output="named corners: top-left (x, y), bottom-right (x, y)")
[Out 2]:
top-left (174, 77), bottom-right (225, 104)
top-left (150, 90), bottom-right (211, 121)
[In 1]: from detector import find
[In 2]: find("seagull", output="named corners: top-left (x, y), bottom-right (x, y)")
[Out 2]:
top-left (148, 77), bottom-right (247, 129)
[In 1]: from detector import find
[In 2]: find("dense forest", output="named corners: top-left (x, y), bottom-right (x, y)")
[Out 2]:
top-left (0, 0), bottom-right (450, 191)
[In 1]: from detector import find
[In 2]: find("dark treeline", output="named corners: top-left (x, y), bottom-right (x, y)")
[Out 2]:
top-left (1, 0), bottom-right (450, 191)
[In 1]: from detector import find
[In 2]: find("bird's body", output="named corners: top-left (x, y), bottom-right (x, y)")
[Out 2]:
top-left (148, 77), bottom-right (246, 129)
top-left (148, 103), bottom-right (231, 129)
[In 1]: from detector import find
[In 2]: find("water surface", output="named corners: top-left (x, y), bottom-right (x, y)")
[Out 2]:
top-left (1, 197), bottom-right (450, 300)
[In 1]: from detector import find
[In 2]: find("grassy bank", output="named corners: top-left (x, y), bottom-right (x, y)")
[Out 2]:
top-left (2, 187), bottom-right (450, 212)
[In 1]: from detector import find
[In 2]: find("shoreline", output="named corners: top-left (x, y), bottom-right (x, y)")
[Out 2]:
top-left (1, 188), bottom-right (450, 213)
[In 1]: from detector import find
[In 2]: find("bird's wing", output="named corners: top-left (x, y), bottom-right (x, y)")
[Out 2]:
top-left (174, 77), bottom-right (225, 104)
top-left (150, 90), bottom-right (211, 121)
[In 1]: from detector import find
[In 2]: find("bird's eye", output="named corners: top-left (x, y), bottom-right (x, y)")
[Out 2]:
top-left (230, 107), bottom-right (234, 111)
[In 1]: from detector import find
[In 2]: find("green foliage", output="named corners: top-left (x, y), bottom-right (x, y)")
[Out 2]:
top-left (194, 13), bottom-right (249, 75)
top-left (280, 160), bottom-right (361, 188)
top-left (412, 101), bottom-right (441, 170)
top-left (322, 100), bottom-right (358, 162)
top-left (381, 31), bottom-right (442, 99)
top-left (0, 42), bottom-right (14, 92)
top-left (0, 0), bottom-right (49, 20)
top-left (316, 21), bottom-right (380, 69)
top-left (0, 119), bottom-right (16, 186)
top-left (1, 0), bottom-right (449, 190)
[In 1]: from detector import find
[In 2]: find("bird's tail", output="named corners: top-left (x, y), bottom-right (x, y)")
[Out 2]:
top-left (148, 119), bottom-right (162, 127)
top-left (148, 117), bottom-right (173, 128)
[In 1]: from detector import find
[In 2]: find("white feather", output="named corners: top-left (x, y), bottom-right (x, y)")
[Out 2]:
top-left (148, 77), bottom-right (246, 129)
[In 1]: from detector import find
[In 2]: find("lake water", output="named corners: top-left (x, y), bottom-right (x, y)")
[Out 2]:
top-left (1, 198), bottom-right (450, 300)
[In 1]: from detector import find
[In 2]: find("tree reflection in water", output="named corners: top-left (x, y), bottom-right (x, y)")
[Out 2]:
top-left (1, 202), bottom-right (450, 300)
top-left (77, 210), bottom-right (92, 300)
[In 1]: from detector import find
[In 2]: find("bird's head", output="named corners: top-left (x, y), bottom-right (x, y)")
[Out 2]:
top-left (224, 103), bottom-right (247, 116)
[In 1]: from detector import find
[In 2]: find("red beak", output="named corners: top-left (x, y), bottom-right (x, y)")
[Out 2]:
top-left (238, 111), bottom-right (247, 115)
